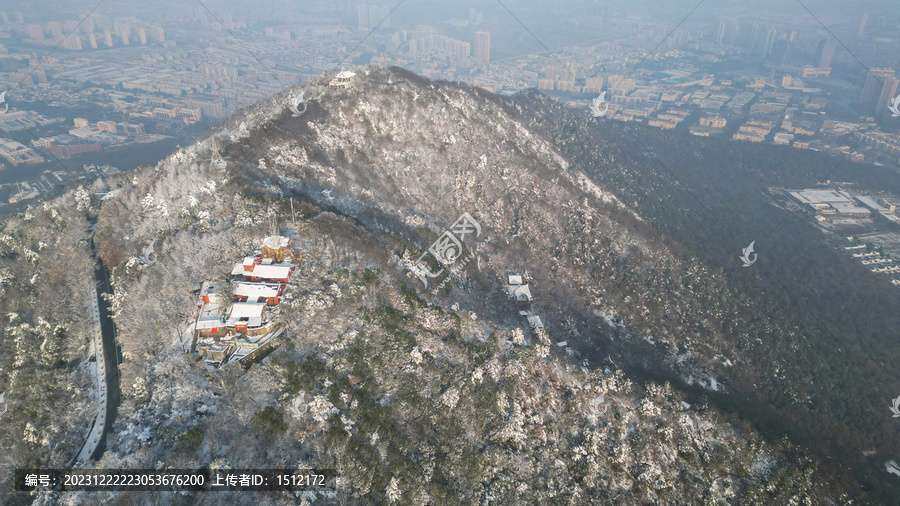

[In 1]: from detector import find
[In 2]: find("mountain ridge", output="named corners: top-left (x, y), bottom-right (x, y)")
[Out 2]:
top-left (217, 65), bottom-right (896, 497)
top-left (2, 65), bottom-right (884, 502)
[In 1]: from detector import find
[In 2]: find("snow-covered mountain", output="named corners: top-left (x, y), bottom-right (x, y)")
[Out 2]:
top-left (0, 66), bottom-right (850, 503)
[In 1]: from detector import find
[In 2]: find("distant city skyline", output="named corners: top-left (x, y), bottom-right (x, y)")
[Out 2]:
top-left (0, 0), bottom-right (898, 204)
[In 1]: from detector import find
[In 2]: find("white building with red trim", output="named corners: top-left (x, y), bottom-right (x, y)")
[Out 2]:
top-left (196, 282), bottom-right (225, 337)
top-left (230, 256), bottom-right (295, 283)
top-left (196, 238), bottom-right (297, 364)
top-left (225, 302), bottom-right (269, 336)
top-left (233, 282), bottom-right (284, 305)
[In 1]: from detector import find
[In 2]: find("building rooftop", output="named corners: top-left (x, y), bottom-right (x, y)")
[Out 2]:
top-left (788, 189), bottom-right (854, 205)
top-left (234, 283), bottom-right (280, 298)
top-left (854, 195), bottom-right (889, 212)
top-left (225, 302), bottom-right (265, 328)
top-left (508, 284), bottom-right (532, 302)
top-left (249, 263), bottom-right (292, 279)
top-left (196, 305), bottom-right (223, 330)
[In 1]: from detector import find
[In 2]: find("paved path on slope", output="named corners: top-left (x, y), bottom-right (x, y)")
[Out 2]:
top-left (74, 284), bottom-right (107, 464)
top-left (72, 248), bottom-right (121, 466)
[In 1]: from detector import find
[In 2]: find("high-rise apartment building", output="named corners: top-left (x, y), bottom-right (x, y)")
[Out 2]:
top-left (474, 31), bottom-right (490, 64)
top-left (47, 22), bottom-right (62, 38)
top-left (358, 4), bottom-right (390, 30)
top-left (62, 34), bottom-right (82, 50)
top-left (816, 39), bottom-right (835, 69)
top-left (875, 77), bottom-right (900, 119)
top-left (762, 26), bottom-right (776, 56)
top-left (357, 4), bottom-right (368, 29)
top-left (150, 26), bottom-right (165, 42)
top-left (861, 68), bottom-right (895, 106)
top-left (25, 24), bottom-right (43, 40)
top-left (744, 22), bottom-right (760, 49)
top-left (725, 19), bottom-right (740, 45)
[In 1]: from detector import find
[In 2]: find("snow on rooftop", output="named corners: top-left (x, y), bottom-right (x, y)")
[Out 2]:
top-left (225, 302), bottom-right (265, 328)
top-left (197, 305), bottom-right (223, 329)
top-left (247, 264), bottom-right (293, 279)
top-left (228, 302), bottom-right (265, 319)
top-left (508, 284), bottom-right (532, 301)
top-left (233, 259), bottom-right (294, 279)
top-left (262, 235), bottom-right (289, 249)
top-left (196, 319), bottom-right (222, 330)
top-left (234, 283), bottom-right (280, 298)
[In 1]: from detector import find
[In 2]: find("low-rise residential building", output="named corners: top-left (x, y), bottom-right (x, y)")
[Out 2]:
top-left (733, 120), bottom-right (774, 142)
top-left (802, 67), bottom-right (831, 78)
top-left (699, 115), bottom-right (726, 128)
top-left (648, 118), bottom-right (679, 129)
top-left (774, 132), bottom-right (795, 145)
top-left (649, 109), bottom-right (689, 129)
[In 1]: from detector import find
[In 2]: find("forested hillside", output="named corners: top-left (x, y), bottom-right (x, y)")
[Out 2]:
top-left (518, 89), bottom-right (900, 497)
top-left (2, 65), bottom-right (887, 503)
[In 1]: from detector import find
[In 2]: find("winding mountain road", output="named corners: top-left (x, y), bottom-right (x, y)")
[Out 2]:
top-left (73, 238), bottom-right (120, 466)
top-left (74, 284), bottom-right (107, 465)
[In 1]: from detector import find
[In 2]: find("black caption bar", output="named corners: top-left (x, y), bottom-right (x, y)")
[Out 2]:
top-left (14, 468), bottom-right (337, 492)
